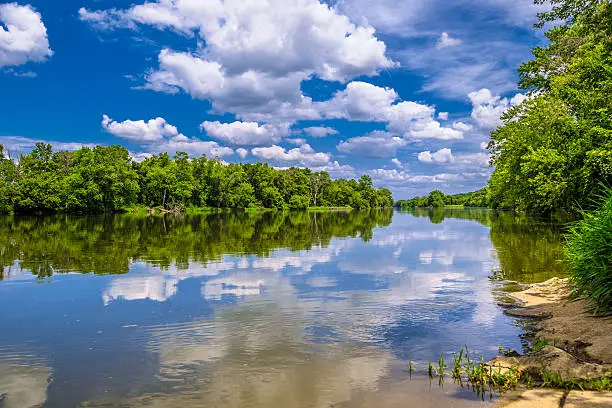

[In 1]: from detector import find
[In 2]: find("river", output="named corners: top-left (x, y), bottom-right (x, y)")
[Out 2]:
top-left (0, 209), bottom-right (567, 407)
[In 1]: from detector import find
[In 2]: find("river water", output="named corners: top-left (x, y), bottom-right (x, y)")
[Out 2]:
top-left (0, 209), bottom-right (567, 407)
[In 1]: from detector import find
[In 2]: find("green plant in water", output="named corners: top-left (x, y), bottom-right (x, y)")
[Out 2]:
top-left (438, 353), bottom-right (447, 378)
top-left (428, 359), bottom-right (436, 379)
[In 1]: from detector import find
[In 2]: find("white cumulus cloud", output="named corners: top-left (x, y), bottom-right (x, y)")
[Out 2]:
top-left (337, 131), bottom-right (407, 158)
top-left (468, 88), bottom-right (527, 129)
top-left (452, 121), bottom-right (473, 132)
top-left (236, 148), bottom-right (248, 159)
top-left (0, 3), bottom-right (53, 68)
top-left (251, 144), bottom-right (331, 167)
top-left (322, 81), bottom-right (462, 140)
top-left (418, 148), bottom-right (454, 164)
top-left (81, 0), bottom-right (396, 123)
top-left (302, 126), bottom-right (339, 138)
top-left (102, 115), bottom-right (179, 142)
top-left (101, 115), bottom-right (233, 158)
top-left (201, 121), bottom-right (289, 146)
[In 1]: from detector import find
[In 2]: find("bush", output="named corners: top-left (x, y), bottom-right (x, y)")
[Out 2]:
top-left (565, 189), bottom-right (612, 315)
top-left (288, 195), bottom-right (309, 210)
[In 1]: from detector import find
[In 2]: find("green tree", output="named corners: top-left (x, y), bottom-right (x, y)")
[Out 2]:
top-left (488, 0), bottom-right (612, 214)
top-left (427, 190), bottom-right (446, 208)
top-left (15, 143), bottom-right (66, 212)
top-left (0, 145), bottom-right (17, 213)
top-left (66, 146), bottom-right (139, 212)
top-left (288, 195), bottom-right (309, 210)
top-left (309, 172), bottom-right (330, 207)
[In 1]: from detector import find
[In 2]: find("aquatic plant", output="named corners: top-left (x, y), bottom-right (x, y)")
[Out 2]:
top-left (438, 353), bottom-right (447, 378)
top-left (418, 346), bottom-right (612, 398)
top-left (428, 359), bottom-right (435, 378)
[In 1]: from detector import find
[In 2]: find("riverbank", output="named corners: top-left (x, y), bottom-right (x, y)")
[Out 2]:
top-left (494, 278), bottom-right (612, 406)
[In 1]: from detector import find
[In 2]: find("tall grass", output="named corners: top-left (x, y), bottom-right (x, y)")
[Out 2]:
top-left (565, 189), bottom-right (612, 315)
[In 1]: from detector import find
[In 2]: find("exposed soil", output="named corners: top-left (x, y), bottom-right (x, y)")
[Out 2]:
top-left (498, 278), bottom-right (612, 370)
top-left (490, 278), bottom-right (612, 407)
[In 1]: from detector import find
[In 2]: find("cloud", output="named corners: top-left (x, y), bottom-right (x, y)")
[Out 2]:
top-left (201, 121), bottom-right (289, 146)
top-left (155, 137), bottom-right (234, 158)
top-left (101, 115), bottom-right (233, 158)
top-left (437, 112), bottom-right (449, 120)
top-left (102, 115), bottom-right (179, 142)
top-left (391, 158), bottom-right (403, 168)
top-left (322, 81), bottom-right (399, 121)
top-left (322, 81), bottom-right (462, 140)
top-left (286, 138), bottom-right (306, 145)
top-left (368, 168), bottom-right (463, 184)
top-left (468, 88), bottom-right (526, 129)
top-left (436, 32), bottom-right (462, 49)
top-left (311, 160), bottom-right (356, 179)
top-left (0, 3), bottom-right (53, 67)
top-left (81, 0), bottom-right (396, 80)
top-left (337, 131), bottom-right (407, 158)
top-left (236, 148), bottom-right (248, 159)
top-left (452, 121), bottom-right (473, 132)
top-left (143, 49), bottom-right (312, 122)
top-left (454, 152), bottom-right (490, 168)
top-left (78, 8), bottom-right (137, 30)
top-left (302, 126), bottom-right (339, 138)
top-left (0, 136), bottom-right (95, 155)
top-left (129, 152), bottom-right (153, 163)
top-left (420, 62), bottom-right (518, 101)
top-left (418, 148), bottom-right (454, 164)
top-left (251, 144), bottom-right (331, 167)
top-left (142, 49), bottom-right (226, 98)
top-left (81, 0), bottom-right (396, 124)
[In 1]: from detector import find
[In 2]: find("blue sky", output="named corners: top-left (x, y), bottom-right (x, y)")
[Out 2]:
top-left (0, 0), bottom-right (546, 198)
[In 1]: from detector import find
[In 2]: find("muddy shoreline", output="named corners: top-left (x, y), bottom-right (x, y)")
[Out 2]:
top-left (492, 278), bottom-right (612, 406)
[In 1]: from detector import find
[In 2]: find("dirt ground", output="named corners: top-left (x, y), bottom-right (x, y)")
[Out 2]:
top-left (492, 278), bottom-right (612, 407)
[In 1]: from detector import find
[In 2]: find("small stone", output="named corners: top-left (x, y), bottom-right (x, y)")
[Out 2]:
top-left (501, 348), bottom-right (521, 357)
top-left (503, 307), bottom-right (552, 319)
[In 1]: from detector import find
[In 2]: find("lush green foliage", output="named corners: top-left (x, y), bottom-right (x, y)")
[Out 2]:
top-left (0, 145), bottom-right (17, 213)
top-left (395, 188), bottom-right (490, 209)
top-left (488, 0), bottom-right (611, 214)
top-left (0, 143), bottom-right (394, 214)
top-left (565, 189), bottom-right (612, 314)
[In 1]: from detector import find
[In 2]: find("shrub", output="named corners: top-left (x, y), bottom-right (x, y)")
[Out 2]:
top-left (565, 189), bottom-right (612, 314)
top-left (288, 195), bottom-right (309, 210)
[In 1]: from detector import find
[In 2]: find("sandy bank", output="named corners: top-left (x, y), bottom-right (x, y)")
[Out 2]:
top-left (493, 278), bottom-right (612, 407)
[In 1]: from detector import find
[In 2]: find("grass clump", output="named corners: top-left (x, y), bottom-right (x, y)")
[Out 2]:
top-left (565, 189), bottom-right (612, 315)
top-left (540, 368), bottom-right (612, 391)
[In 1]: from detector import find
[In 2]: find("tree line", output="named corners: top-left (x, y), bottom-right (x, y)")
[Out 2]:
top-left (0, 143), bottom-right (394, 214)
top-left (395, 188), bottom-right (489, 209)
